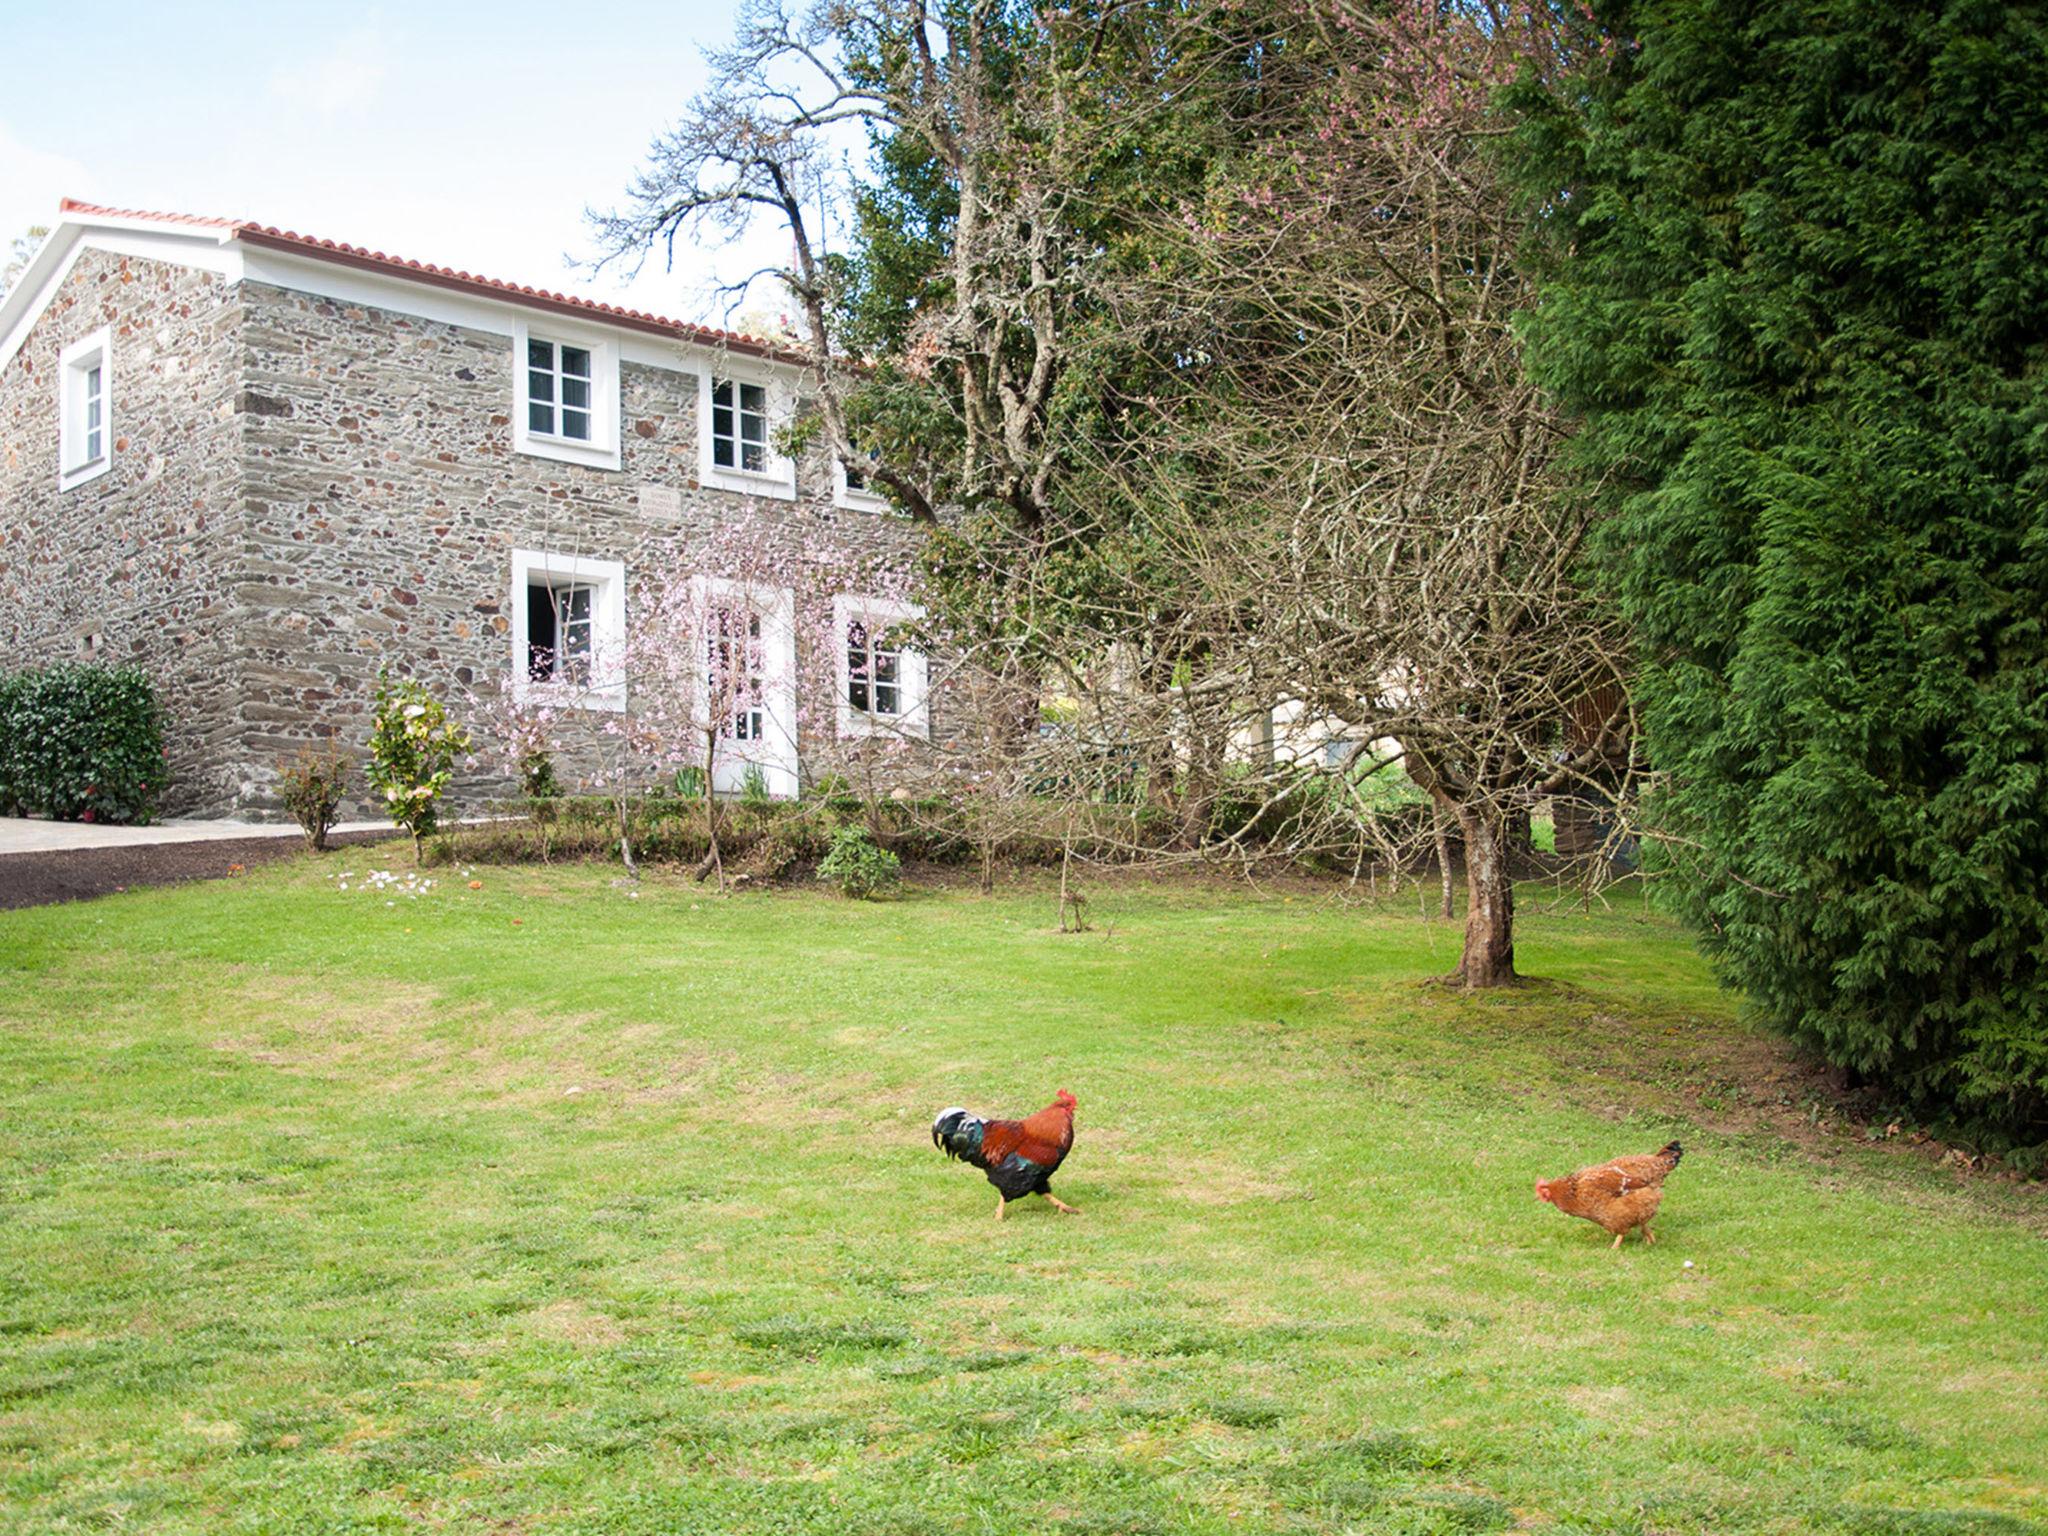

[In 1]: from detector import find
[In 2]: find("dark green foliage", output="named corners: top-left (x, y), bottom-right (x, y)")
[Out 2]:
top-left (817, 824), bottom-right (904, 900)
top-left (1509, 1), bottom-right (2048, 1145)
top-left (0, 664), bottom-right (163, 824)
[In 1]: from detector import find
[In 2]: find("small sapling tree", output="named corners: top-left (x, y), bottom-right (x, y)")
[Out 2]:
top-left (367, 671), bottom-right (473, 864)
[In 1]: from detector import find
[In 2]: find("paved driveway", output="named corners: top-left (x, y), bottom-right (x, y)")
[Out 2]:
top-left (0, 816), bottom-right (389, 854)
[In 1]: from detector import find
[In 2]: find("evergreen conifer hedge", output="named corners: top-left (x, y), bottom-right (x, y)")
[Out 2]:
top-left (1509, 1), bottom-right (2048, 1152)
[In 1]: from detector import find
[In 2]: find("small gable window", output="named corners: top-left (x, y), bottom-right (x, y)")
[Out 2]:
top-left (59, 328), bottom-right (113, 490)
top-left (709, 378), bottom-right (769, 472)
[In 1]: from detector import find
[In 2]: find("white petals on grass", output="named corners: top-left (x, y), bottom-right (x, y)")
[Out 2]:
top-left (329, 868), bottom-right (442, 901)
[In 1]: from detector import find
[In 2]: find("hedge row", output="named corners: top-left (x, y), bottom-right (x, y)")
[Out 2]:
top-left (0, 665), bottom-right (164, 824)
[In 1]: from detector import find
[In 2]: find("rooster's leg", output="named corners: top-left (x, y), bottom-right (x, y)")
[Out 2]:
top-left (1642, 1225), bottom-right (1656, 1245)
top-left (1045, 1194), bottom-right (1081, 1216)
top-left (1610, 1231), bottom-right (1625, 1249)
top-left (995, 1194), bottom-right (1007, 1221)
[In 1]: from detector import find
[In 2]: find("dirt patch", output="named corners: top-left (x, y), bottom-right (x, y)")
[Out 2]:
top-left (0, 830), bottom-right (393, 911)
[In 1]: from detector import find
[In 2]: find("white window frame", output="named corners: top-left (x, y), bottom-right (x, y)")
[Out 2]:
top-left (510, 549), bottom-right (628, 711)
top-left (512, 320), bottom-right (621, 471)
top-left (692, 574), bottom-right (799, 797)
top-left (58, 327), bottom-right (113, 490)
top-left (833, 594), bottom-right (930, 741)
top-left (697, 366), bottom-right (796, 500)
top-left (833, 450), bottom-right (888, 512)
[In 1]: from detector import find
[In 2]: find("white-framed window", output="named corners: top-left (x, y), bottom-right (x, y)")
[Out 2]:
top-left (527, 337), bottom-right (594, 442)
top-left (691, 575), bottom-right (798, 796)
top-left (707, 604), bottom-right (766, 741)
top-left (510, 549), bottom-right (627, 710)
top-left (833, 594), bottom-right (930, 740)
top-left (833, 448), bottom-right (888, 512)
top-left (709, 378), bottom-right (768, 472)
top-left (58, 327), bottom-right (113, 490)
top-left (512, 321), bottom-right (621, 471)
top-left (696, 367), bottom-right (796, 500)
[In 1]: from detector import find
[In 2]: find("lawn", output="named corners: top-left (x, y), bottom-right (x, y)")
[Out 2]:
top-left (1, 858), bottom-right (2043, 1535)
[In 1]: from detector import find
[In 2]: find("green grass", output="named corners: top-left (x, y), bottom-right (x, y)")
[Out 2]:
top-left (1, 858), bottom-right (2043, 1535)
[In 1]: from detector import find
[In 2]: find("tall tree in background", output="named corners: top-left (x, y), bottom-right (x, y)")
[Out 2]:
top-left (0, 227), bottom-right (49, 301)
top-left (1104, 0), bottom-right (1621, 986)
top-left (596, 0), bottom-right (1259, 840)
top-left (1510, 2), bottom-right (2048, 1141)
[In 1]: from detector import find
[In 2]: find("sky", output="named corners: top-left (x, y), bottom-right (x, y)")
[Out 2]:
top-left (0, 0), bottom-right (808, 328)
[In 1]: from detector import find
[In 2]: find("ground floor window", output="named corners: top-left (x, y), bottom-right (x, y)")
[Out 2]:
top-left (833, 595), bottom-right (929, 740)
top-left (511, 550), bottom-right (626, 710)
top-left (707, 605), bottom-right (766, 741)
top-left (527, 581), bottom-right (595, 686)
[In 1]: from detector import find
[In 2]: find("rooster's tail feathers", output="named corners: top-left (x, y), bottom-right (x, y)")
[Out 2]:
top-left (932, 1107), bottom-right (986, 1165)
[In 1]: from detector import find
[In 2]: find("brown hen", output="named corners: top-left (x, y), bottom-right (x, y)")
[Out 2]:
top-left (1535, 1141), bottom-right (1684, 1248)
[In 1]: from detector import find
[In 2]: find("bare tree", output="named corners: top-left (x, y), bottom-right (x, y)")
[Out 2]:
top-left (590, 0), bottom-right (1108, 533)
top-left (1086, 0), bottom-right (1632, 985)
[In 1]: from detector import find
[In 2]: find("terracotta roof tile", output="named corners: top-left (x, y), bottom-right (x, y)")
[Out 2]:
top-left (57, 197), bottom-right (803, 364)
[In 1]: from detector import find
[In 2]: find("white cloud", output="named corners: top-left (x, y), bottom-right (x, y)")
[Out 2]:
top-left (0, 120), bottom-right (93, 241)
top-left (268, 26), bottom-right (389, 117)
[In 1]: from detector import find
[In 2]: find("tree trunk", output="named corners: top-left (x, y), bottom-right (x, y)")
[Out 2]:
top-left (1433, 817), bottom-right (1455, 920)
top-left (1447, 804), bottom-right (1516, 987)
top-left (615, 796), bottom-right (639, 880)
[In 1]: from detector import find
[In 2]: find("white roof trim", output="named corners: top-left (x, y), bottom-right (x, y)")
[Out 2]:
top-left (0, 215), bottom-right (242, 376)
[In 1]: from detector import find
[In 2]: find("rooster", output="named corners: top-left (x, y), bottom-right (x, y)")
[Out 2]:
top-left (931, 1090), bottom-right (1080, 1220)
top-left (1535, 1141), bottom-right (1684, 1248)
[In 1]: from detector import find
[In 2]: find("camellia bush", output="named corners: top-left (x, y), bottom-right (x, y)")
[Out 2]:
top-left (366, 672), bottom-right (473, 863)
top-left (0, 664), bottom-right (164, 824)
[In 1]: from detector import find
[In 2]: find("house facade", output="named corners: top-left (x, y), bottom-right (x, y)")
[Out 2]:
top-left (0, 201), bottom-right (933, 818)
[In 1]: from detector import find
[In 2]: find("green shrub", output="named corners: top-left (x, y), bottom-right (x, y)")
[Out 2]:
top-left (519, 748), bottom-right (559, 802)
top-left (817, 824), bottom-right (903, 899)
top-left (365, 672), bottom-right (472, 862)
top-left (277, 745), bottom-right (352, 851)
top-left (0, 664), bottom-right (163, 824)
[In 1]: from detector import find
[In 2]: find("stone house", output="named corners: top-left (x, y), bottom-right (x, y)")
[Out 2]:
top-left (0, 200), bottom-right (933, 818)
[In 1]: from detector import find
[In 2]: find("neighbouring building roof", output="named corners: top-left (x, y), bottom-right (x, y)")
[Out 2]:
top-left (2, 199), bottom-right (809, 370)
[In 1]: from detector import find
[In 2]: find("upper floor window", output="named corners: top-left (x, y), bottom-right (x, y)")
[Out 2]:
top-left (59, 328), bottom-right (113, 490)
top-left (697, 368), bottom-right (796, 500)
top-left (512, 322), bottom-right (621, 471)
top-left (526, 339), bottom-right (593, 442)
top-left (834, 447), bottom-right (887, 511)
top-left (709, 378), bottom-right (768, 472)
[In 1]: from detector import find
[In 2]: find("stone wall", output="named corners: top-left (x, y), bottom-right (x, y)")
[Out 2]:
top-left (235, 279), bottom-right (933, 818)
top-left (0, 250), bottom-right (249, 815)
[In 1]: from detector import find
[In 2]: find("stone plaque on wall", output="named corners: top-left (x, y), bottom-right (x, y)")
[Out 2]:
top-left (640, 484), bottom-right (682, 521)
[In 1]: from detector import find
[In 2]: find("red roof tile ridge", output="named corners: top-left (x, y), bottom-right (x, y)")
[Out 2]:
top-left (58, 198), bottom-right (802, 360)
